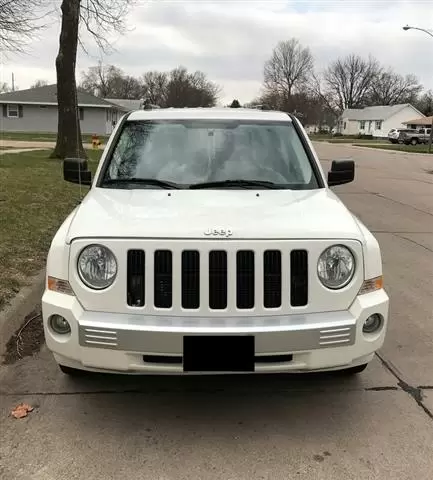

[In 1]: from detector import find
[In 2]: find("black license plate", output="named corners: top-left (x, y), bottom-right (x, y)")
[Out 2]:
top-left (183, 336), bottom-right (255, 373)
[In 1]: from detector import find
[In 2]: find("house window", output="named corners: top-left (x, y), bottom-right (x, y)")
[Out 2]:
top-left (79, 108), bottom-right (84, 121)
top-left (375, 120), bottom-right (382, 130)
top-left (360, 121), bottom-right (366, 130)
top-left (7, 104), bottom-right (19, 118)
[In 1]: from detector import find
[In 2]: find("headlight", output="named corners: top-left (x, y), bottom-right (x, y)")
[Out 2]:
top-left (317, 245), bottom-right (355, 289)
top-left (77, 244), bottom-right (117, 289)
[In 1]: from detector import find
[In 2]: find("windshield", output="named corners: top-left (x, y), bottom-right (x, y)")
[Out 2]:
top-left (100, 119), bottom-right (320, 189)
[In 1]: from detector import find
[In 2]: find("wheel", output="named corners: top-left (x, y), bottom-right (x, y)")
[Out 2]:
top-left (59, 364), bottom-right (88, 376)
top-left (411, 138), bottom-right (418, 145)
top-left (339, 363), bottom-right (368, 375)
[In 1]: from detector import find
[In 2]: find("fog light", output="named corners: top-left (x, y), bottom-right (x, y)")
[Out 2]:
top-left (363, 314), bottom-right (382, 334)
top-left (49, 315), bottom-right (71, 334)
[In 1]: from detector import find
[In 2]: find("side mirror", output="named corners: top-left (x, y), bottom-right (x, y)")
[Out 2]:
top-left (327, 160), bottom-right (355, 187)
top-left (63, 158), bottom-right (92, 186)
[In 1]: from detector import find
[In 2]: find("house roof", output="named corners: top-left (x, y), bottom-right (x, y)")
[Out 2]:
top-left (0, 84), bottom-right (117, 108)
top-left (105, 98), bottom-right (143, 111)
top-left (341, 104), bottom-right (424, 121)
top-left (402, 116), bottom-right (433, 126)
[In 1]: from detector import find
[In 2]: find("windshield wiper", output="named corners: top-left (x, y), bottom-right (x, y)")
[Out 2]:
top-left (103, 178), bottom-right (181, 189)
top-left (189, 179), bottom-right (280, 189)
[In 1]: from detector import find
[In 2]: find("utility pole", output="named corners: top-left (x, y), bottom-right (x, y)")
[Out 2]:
top-left (11, 73), bottom-right (15, 91)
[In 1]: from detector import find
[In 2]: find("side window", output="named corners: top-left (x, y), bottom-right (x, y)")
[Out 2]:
top-left (79, 108), bottom-right (84, 121)
top-left (7, 104), bottom-right (19, 118)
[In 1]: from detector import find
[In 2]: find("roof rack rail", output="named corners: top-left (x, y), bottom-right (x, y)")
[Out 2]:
top-left (250, 104), bottom-right (271, 111)
top-left (142, 103), bottom-right (161, 110)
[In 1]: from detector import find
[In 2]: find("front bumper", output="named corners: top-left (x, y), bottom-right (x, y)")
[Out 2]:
top-left (42, 290), bottom-right (389, 374)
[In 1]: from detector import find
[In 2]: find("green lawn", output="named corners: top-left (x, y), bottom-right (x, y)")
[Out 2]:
top-left (309, 135), bottom-right (387, 145)
top-left (0, 131), bottom-right (109, 144)
top-left (352, 144), bottom-right (432, 154)
top-left (0, 149), bottom-right (102, 310)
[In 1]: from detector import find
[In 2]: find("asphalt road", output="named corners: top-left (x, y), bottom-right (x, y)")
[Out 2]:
top-left (1, 143), bottom-right (432, 480)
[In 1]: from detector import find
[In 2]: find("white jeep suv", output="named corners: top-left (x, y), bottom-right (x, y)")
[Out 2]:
top-left (42, 108), bottom-right (389, 376)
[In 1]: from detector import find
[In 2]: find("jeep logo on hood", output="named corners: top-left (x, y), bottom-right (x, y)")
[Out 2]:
top-left (204, 228), bottom-right (233, 238)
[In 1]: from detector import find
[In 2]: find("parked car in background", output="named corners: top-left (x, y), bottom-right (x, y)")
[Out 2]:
top-left (387, 128), bottom-right (415, 144)
top-left (400, 128), bottom-right (431, 145)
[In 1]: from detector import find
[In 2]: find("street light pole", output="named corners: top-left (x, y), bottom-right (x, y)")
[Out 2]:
top-left (402, 25), bottom-right (433, 38)
top-left (402, 25), bottom-right (433, 153)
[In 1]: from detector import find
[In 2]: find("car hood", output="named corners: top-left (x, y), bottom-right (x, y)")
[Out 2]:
top-left (66, 188), bottom-right (363, 242)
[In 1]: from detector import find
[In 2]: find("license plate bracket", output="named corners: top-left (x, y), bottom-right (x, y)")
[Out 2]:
top-left (183, 336), bottom-right (255, 373)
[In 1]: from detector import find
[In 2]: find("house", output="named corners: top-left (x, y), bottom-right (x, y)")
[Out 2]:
top-left (403, 115), bottom-right (433, 130)
top-left (0, 84), bottom-right (129, 135)
top-left (338, 104), bottom-right (425, 138)
top-left (105, 98), bottom-right (144, 111)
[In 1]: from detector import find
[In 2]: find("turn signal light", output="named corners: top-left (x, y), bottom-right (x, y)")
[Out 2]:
top-left (48, 276), bottom-right (75, 296)
top-left (359, 276), bottom-right (383, 295)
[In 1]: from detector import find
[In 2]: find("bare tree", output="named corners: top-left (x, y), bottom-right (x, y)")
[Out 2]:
top-left (369, 70), bottom-right (423, 105)
top-left (30, 79), bottom-right (49, 89)
top-left (263, 39), bottom-right (314, 99)
top-left (415, 90), bottom-right (433, 116)
top-left (322, 54), bottom-right (380, 112)
top-left (140, 71), bottom-right (168, 106)
top-left (164, 67), bottom-right (220, 108)
top-left (51, 0), bottom-right (134, 159)
top-left (0, 0), bottom-right (44, 52)
top-left (0, 82), bottom-right (11, 93)
top-left (80, 63), bottom-right (141, 99)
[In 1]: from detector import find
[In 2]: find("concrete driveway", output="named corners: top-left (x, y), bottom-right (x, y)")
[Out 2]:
top-left (0, 144), bottom-right (432, 480)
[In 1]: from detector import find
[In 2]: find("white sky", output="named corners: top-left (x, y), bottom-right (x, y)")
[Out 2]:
top-left (0, 0), bottom-right (432, 105)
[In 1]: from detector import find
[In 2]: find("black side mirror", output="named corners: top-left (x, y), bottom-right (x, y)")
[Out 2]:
top-left (327, 160), bottom-right (355, 186)
top-left (63, 158), bottom-right (92, 186)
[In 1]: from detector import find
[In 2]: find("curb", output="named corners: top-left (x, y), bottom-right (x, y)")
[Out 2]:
top-left (0, 270), bottom-right (45, 360)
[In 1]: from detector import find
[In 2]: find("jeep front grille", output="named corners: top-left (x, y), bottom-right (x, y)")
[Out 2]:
top-left (209, 250), bottom-right (228, 309)
top-left (236, 250), bottom-right (255, 309)
top-left (263, 250), bottom-right (282, 308)
top-left (290, 250), bottom-right (308, 306)
top-left (154, 250), bottom-right (172, 308)
top-left (127, 249), bottom-right (308, 310)
top-left (181, 250), bottom-right (200, 309)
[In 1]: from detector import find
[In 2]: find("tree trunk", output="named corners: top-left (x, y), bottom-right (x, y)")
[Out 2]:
top-left (50, 0), bottom-right (86, 159)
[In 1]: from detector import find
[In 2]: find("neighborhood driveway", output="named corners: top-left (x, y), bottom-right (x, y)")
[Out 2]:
top-left (1, 144), bottom-right (432, 480)
top-left (0, 140), bottom-right (94, 150)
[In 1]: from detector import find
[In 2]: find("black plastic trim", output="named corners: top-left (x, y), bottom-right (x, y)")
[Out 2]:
top-left (95, 111), bottom-right (134, 188)
top-left (286, 112), bottom-right (326, 189)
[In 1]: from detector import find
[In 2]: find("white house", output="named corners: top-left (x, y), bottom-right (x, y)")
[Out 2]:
top-left (338, 104), bottom-right (425, 138)
top-left (0, 84), bottom-right (128, 135)
top-left (403, 115), bottom-right (433, 130)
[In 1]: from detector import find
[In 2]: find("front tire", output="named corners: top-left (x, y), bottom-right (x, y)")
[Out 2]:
top-left (59, 364), bottom-right (88, 376)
